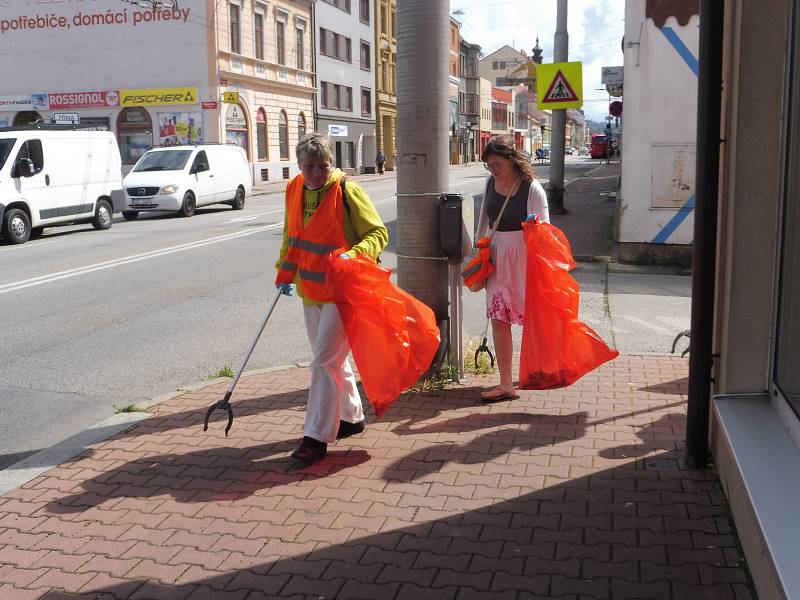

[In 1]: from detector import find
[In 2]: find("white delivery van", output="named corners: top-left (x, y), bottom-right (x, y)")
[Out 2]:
top-left (122, 144), bottom-right (252, 219)
top-left (0, 126), bottom-right (123, 245)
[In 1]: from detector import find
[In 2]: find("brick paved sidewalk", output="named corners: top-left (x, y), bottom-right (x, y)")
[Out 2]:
top-left (553, 162), bottom-right (620, 261)
top-left (0, 356), bottom-right (755, 599)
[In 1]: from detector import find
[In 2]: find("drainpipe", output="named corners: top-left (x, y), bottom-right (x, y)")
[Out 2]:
top-left (685, 0), bottom-right (724, 469)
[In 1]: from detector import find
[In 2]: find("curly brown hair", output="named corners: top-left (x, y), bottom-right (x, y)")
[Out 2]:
top-left (480, 134), bottom-right (535, 180)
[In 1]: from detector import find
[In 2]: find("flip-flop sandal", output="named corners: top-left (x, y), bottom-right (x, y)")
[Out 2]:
top-left (479, 388), bottom-right (520, 403)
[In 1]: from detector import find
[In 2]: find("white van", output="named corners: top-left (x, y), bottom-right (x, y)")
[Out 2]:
top-left (122, 144), bottom-right (252, 219)
top-left (0, 127), bottom-right (122, 245)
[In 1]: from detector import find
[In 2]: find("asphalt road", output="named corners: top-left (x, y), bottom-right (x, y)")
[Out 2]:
top-left (0, 157), bottom-right (689, 471)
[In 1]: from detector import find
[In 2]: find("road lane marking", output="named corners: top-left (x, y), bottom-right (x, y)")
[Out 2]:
top-left (227, 207), bottom-right (285, 222)
top-left (0, 240), bottom-right (60, 253)
top-left (0, 223), bottom-right (283, 296)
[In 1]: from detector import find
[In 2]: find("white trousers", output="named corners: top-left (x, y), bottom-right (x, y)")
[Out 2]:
top-left (303, 303), bottom-right (364, 443)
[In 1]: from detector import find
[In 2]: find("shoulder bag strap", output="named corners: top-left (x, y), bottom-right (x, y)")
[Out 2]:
top-left (487, 177), bottom-right (521, 242)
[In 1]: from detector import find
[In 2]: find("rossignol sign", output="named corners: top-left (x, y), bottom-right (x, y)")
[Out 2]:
top-left (49, 91), bottom-right (119, 109)
top-left (120, 87), bottom-right (198, 107)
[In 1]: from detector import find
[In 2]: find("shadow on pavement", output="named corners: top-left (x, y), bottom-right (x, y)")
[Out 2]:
top-left (37, 452), bottom-right (752, 600)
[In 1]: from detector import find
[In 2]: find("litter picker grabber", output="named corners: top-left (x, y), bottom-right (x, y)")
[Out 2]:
top-left (203, 288), bottom-right (283, 436)
top-left (474, 318), bottom-right (495, 370)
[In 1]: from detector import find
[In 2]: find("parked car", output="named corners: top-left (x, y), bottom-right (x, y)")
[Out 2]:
top-left (0, 126), bottom-right (122, 245)
top-left (565, 147), bottom-right (576, 155)
top-left (122, 144), bottom-right (252, 219)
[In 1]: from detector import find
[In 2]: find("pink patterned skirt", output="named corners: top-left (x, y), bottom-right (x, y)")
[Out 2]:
top-left (486, 230), bottom-right (526, 325)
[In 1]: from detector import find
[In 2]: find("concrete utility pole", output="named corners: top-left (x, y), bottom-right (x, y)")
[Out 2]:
top-left (395, 2), bottom-right (450, 321)
top-left (548, 0), bottom-right (568, 214)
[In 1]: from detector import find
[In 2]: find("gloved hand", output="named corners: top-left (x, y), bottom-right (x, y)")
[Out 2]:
top-left (526, 212), bottom-right (539, 222)
top-left (339, 252), bottom-right (351, 260)
top-left (277, 283), bottom-right (294, 296)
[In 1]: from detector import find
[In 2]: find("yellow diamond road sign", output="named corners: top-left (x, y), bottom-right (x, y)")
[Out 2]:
top-left (537, 61), bottom-right (583, 110)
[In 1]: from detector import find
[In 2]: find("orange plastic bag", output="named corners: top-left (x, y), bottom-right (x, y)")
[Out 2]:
top-left (326, 253), bottom-right (441, 416)
top-left (519, 220), bottom-right (618, 389)
top-left (461, 237), bottom-right (493, 292)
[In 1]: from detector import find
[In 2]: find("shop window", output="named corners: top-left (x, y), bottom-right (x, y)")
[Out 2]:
top-left (117, 107), bottom-right (152, 165)
top-left (775, 17), bottom-right (800, 416)
top-left (225, 103), bottom-right (249, 159)
top-left (256, 108), bottom-right (268, 160)
top-left (279, 110), bottom-right (289, 160)
top-left (298, 112), bottom-right (307, 140)
top-left (13, 111), bottom-right (42, 126)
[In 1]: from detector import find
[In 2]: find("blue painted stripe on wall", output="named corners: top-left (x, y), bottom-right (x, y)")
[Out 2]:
top-left (659, 27), bottom-right (699, 76)
top-left (650, 27), bottom-right (698, 244)
top-left (651, 194), bottom-right (696, 243)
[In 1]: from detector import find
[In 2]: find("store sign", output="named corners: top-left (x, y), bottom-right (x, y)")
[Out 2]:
top-left (0, 94), bottom-right (49, 110)
top-left (222, 91), bottom-right (239, 104)
top-left (225, 104), bottom-right (246, 129)
top-left (119, 87), bottom-right (198, 107)
top-left (601, 66), bottom-right (624, 85)
top-left (52, 112), bottom-right (80, 125)
top-left (48, 91), bottom-right (119, 109)
top-left (329, 124), bottom-right (348, 137)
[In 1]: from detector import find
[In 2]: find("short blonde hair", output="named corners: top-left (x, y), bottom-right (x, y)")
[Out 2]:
top-left (296, 132), bottom-right (333, 164)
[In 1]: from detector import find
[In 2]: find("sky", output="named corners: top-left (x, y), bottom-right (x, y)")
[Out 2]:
top-left (449, 0), bottom-right (625, 122)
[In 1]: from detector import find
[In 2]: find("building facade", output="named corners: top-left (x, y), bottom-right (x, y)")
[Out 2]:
top-left (617, 0), bottom-right (698, 265)
top-left (374, 0), bottom-right (397, 171)
top-left (0, 0), bottom-right (315, 182)
top-left (314, 0), bottom-right (377, 174)
top-left (458, 39), bottom-right (481, 164)
top-left (217, 0), bottom-right (316, 183)
top-left (448, 17), bottom-right (461, 164)
top-left (703, 0), bottom-right (800, 597)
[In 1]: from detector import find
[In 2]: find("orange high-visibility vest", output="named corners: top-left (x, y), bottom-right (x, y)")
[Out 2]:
top-left (275, 174), bottom-right (349, 302)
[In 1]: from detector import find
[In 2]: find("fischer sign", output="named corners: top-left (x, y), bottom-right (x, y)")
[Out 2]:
top-left (48, 91), bottom-right (119, 109)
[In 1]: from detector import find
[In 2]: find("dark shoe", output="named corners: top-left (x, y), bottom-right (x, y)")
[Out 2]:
top-left (337, 419), bottom-right (366, 440)
top-left (290, 436), bottom-right (327, 463)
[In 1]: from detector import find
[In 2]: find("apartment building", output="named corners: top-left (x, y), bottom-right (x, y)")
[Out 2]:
top-left (315, 0), bottom-right (377, 174)
top-left (374, 0), bottom-right (397, 171)
top-left (218, 0), bottom-right (316, 182)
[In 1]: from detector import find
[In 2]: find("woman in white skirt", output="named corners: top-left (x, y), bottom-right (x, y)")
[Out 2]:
top-left (474, 135), bottom-right (550, 402)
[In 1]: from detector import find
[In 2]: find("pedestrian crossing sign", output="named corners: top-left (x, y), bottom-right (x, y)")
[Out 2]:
top-left (537, 61), bottom-right (583, 109)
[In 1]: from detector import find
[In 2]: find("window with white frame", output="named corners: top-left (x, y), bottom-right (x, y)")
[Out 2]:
top-left (229, 2), bottom-right (241, 54)
top-left (275, 14), bottom-right (286, 65)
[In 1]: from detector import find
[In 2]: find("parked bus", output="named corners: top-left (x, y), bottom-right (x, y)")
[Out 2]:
top-left (590, 133), bottom-right (610, 159)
